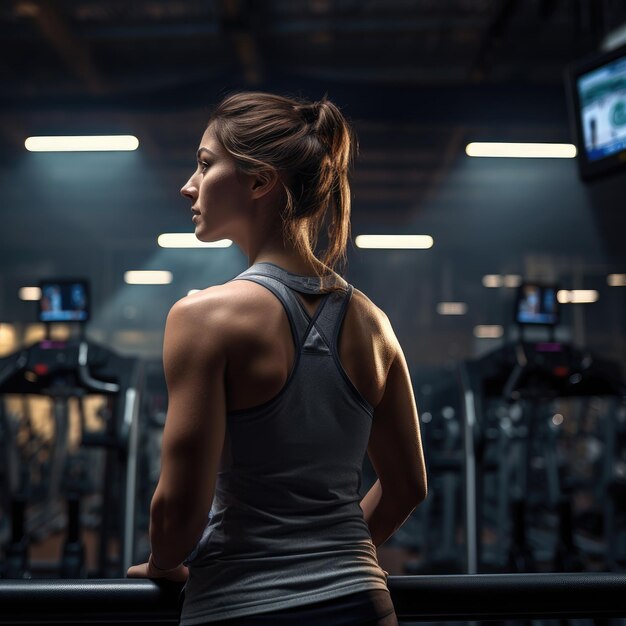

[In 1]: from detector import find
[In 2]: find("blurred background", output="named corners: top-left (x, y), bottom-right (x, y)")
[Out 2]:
top-left (1, 0), bottom-right (626, 584)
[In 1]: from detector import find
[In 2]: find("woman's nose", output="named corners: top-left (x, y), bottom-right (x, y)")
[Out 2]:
top-left (180, 182), bottom-right (197, 201)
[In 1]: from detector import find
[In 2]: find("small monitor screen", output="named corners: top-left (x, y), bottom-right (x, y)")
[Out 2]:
top-left (577, 55), bottom-right (626, 162)
top-left (515, 283), bottom-right (559, 326)
top-left (38, 279), bottom-right (90, 322)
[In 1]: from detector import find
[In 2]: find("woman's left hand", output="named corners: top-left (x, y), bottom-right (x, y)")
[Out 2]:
top-left (127, 555), bottom-right (189, 583)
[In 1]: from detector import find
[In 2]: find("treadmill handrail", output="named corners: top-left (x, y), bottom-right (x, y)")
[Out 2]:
top-left (1, 573), bottom-right (626, 623)
top-left (77, 342), bottom-right (120, 394)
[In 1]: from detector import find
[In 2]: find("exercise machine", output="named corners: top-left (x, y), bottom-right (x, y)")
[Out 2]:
top-left (0, 278), bottom-right (144, 578)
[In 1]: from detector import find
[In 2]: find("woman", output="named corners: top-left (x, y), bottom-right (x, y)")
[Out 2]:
top-left (127, 91), bottom-right (427, 626)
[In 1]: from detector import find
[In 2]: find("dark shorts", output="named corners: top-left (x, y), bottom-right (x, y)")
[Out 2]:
top-left (194, 588), bottom-right (398, 626)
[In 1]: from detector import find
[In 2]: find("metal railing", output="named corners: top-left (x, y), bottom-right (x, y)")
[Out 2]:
top-left (1, 573), bottom-right (626, 624)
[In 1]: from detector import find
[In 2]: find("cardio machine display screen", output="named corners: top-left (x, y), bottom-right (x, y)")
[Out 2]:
top-left (567, 43), bottom-right (626, 179)
top-left (515, 283), bottom-right (559, 326)
top-left (577, 54), bottom-right (626, 162)
top-left (38, 279), bottom-right (90, 322)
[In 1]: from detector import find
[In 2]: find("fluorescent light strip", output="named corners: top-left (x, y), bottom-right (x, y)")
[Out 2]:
top-left (503, 275), bottom-right (523, 288)
top-left (482, 274), bottom-right (523, 288)
top-left (557, 289), bottom-right (599, 304)
top-left (124, 271), bottom-right (173, 285)
top-left (158, 234), bottom-right (232, 248)
top-left (355, 235), bottom-right (433, 249)
top-left (25, 135), bottom-right (139, 152)
top-left (474, 325), bottom-right (504, 338)
top-left (466, 143), bottom-right (577, 158)
top-left (483, 275), bottom-right (502, 288)
top-left (19, 287), bottom-right (42, 301)
top-left (608, 274), bottom-right (626, 287)
top-left (436, 302), bottom-right (468, 315)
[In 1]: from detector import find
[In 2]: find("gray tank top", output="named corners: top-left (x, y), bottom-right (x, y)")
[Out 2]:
top-left (179, 262), bottom-right (389, 626)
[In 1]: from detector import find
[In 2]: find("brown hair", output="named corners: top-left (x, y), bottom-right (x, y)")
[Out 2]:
top-left (206, 90), bottom-right (357, 293)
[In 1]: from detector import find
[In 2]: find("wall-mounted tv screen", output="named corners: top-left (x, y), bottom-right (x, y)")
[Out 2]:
top-left (567, 43), bottom-right (626, 180)
top-left (38, 279), bottom-right (90, 322)
top-left (515, 283), bottom-right (559, 326)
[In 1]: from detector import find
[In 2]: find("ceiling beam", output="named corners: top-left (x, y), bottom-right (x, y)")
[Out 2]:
top-left (14, 0), bottom-right (108, 95)
top-left (470, 0), bottom-right (520, 81)
top-left (0, 16), bottom-right (491, 42)
top-left (218, 0), bottom-right (265, 85)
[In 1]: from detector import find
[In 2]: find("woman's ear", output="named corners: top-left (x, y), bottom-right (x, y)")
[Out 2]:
top-left (250, 168), bottom-right (279, 198)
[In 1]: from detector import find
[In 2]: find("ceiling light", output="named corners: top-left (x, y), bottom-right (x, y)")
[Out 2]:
top-left (503, 274), bottom-right (523, 288)
top-left (25, 135), bottom-right (139, 152)
top-left (436, 302), bottom-right (468, 315)
top-left (482, 275), bottom-right (503, 288)
top-left (474, 325), bottom-right (504, 338)
top-left (158, 234), bottom-right (232, 248)
top-left (355, 234), bottom-right (433, 249)
top-left (19, 286), bottom-right (42, 301)
top-left (124, 271), bottom-right (173, 285)
top-left (557, 289), bottom-right (599, 304)
top-left (608, 274), bottom-right (626, 286)
top-left (482, 274), bottom-right (522, 287)
top-left (466, 142), bottom-right (576, 158)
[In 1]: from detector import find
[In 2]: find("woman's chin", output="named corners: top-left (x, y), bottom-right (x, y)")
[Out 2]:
top-left (193, 224), bottom-right (208, 238)
top-left (195, 229), bottom-right (224, 245)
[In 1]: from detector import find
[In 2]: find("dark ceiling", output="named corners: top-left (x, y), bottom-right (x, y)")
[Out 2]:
top-left (3, 0), bottom-right (624, 226)
top-left (2, 0), bottom-right (622, 97)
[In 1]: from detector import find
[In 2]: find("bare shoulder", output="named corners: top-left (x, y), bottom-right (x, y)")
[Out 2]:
top-left (350, 287), bottom-right (385, 323)
top-left (172, 285), bottom-right (224, 318)
top-left (350, 287), bottom-right (396, 342)
top-left (161, 287), bottom-right (239, 377)
top-left (347, 287), bottom-right (399, 367)
top-left (172, 280), bottom-right (277, 345)
top-left (166, 284), bottom-right (243, 349)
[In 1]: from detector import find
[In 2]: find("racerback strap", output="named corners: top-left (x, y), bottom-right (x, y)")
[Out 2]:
top-left (228, 262), bottom-right (353, 356)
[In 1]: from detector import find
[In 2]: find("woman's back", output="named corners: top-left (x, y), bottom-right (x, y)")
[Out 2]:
top-left (196, 261), bottom-right (426, 536)
top-left (220, 268), bottom-right (395, 416)
top-left (178, 262), bottom-right (403, 625)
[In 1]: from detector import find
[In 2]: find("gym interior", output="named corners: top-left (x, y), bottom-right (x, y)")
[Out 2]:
top-left (1, 1), bottom-right (626, 624)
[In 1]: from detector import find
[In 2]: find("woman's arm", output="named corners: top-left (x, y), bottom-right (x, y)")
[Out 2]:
top-left (360, 478), bottom-right (419, 548)
top-left (360, 316), bottom-right (428, 548)
top-left (148, 292), bottom-right (229, 569)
